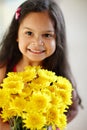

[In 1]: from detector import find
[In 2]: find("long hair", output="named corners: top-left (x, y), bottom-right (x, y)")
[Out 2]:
top-left (0, 0), bottom-right (82, 116)
top-left (0, 0), bottom-right (76, 86)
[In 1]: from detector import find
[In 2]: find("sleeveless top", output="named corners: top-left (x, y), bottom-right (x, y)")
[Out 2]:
top-left (13, 65), bottom-right (17, 72)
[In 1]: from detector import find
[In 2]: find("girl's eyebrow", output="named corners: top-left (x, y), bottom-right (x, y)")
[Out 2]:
top-left (24, 27), bottom-right (55, 33)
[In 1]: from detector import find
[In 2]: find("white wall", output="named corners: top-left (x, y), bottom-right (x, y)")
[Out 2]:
top-left (0, 0), bottom-right (87, 130)
top-left (59, 0), bottom-right (87, 130)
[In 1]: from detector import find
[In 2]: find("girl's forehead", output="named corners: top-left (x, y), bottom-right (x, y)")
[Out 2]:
top-left (19, 11), bottom-right (55, 31)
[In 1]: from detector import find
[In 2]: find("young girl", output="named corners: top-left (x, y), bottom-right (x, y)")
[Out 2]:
top-left (0, 0), bottom-right (81, 129)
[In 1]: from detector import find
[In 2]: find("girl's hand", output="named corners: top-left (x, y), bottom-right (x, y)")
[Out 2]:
top-left (0, 118), bottom-right (10, 130)
top-left (66, 89), bottom-right (80, 123)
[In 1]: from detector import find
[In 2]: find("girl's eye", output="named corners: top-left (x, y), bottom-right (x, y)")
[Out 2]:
top-left (43, 34), bottom-right (53, 38)
top-left (26, 31), bottom-right (32, 36)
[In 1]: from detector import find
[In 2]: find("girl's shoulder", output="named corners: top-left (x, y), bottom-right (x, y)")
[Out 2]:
top-left (0, 65), bottom-right (6, 83)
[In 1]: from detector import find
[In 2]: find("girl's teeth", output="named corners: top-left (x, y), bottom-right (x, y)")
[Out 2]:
top-left (28, 49), bottom-right (45, 53)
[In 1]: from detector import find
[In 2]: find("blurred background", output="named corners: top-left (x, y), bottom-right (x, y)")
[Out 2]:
top-left (0, 0), bottom-right (87, 130)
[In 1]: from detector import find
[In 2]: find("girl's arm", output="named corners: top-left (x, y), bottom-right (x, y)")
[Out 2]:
top-left (0, 66), bottom-right (6, 83)
top-left (66, 89), bottom-right (80, 123)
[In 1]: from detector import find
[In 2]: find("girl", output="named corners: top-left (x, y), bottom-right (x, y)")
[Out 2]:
top-left (0, 0), bottom-right (81, 129)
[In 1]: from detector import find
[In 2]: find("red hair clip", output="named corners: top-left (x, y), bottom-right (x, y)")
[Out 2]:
top-left (15, 7), bottom-right (21, 20)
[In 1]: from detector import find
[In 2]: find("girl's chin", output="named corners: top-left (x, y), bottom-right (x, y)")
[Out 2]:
top-left (26, 54), bottom-right (46, 62)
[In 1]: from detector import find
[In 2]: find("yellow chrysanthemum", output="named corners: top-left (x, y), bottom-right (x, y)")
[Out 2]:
top-left (10, 96), bottom-right (27, 113)
top-left (46, 106), bottom-right (60, 125)
top-left (23, 112), bottom-right (46, 129)
top-left (46, 107), bottom-right (67, 130)
top-left (0, 89), bottom-right (9, 108)
top-left (38, 69), bottom-right (57, 82)
top-left (28, 92), bottom-right (51, 112)
top-left (1, 81), bottom-right (24, 94)
top-left (0, 107), bottom-right (17, 122)
top-left (50, 93), bottom-right (62, 107)
top-left (56, 89), bottom-right (72, 106)
top-left (3, 72), bottom-right (22, 83)
top-left (20, 85), bottom-right (33, 100)
top-left (19, 70), bottom-right (36, 82)
top-left (29, 78), bottom-right (50, 92)
top-left (56, 76), bottom-right (72, 91)
top-left (21, 65), bottom-right (40, 82)
top-left (0, 65), bottom-right (73, 130)
top-left (24, 65), bottom-right (41, 72)
top-left (56, 114), bottom-right (67, 130)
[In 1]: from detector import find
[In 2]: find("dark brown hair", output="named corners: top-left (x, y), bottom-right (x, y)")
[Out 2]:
top-left (0, 0), bottom-right (81, 120)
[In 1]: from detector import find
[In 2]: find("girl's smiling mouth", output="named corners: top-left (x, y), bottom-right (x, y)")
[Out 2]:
top-left (27, 48), bottom-right (46, 54)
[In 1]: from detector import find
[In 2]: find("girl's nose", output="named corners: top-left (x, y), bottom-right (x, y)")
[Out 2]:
top-left (32, 35), bottom-right (44, 46)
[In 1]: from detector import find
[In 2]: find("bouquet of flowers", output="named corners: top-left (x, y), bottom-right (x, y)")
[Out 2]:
top-left (0, 66), bottom-right (72, 130)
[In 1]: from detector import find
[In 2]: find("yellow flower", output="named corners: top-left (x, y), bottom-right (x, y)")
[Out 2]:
top-left (10, 96), bottom-right (27, 114)
top-left (28, 92), bottom-right (51, 112)
top-left (46, 106), bottom-right (60, 126)
top-left (50, 93), bottom-right (61, 107)
top-left (0, 65), bottom-right (73, 130)
top-left (29, 78), bottom-right (50, 92)
top-left (3, 72), bottom-right (22, 83)
top-left (0, 89), bottom-right (9, 108)
top-left (57, 89), bottom-right (72, 105)
top-left (0, 107), bottom-right (17, 122)
top-left (38, 69), bottom-right (57, 82)
top-left (20, 85), bottom-right (33, 99)
top-left (19, 70), bottom-right (36, 82)
top-left (23, 112), bottom-right (46, 129)
top-left (1, 73), bottom-right (24, 94)
top-left (56, 114), bottom-right (67, 130)
top-left (2, 81), bottom-right (24, 94)
top-left (56, 76), bottom-right (72, 92)
top-left (46, 106), bottom-right (67, 130)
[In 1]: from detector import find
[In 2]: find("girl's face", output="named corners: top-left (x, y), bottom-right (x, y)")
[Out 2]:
top-left (17, 11), bottom-right (56, 66)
